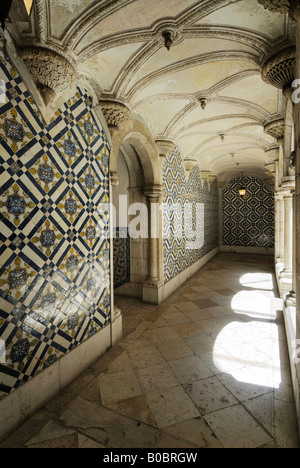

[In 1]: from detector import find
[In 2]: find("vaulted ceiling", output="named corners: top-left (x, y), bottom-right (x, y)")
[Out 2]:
top-left (9, 0), bottom-right (296, 182)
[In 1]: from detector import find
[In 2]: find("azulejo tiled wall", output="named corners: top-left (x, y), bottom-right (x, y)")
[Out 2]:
top-left (163, 147), bottom-right (219, 283)
top-left (113, 227), bottom-right (130, 289)
top-left (222, 176), bottom-right (274, 247)
top-left (0, 45), bottom-right (111, 399)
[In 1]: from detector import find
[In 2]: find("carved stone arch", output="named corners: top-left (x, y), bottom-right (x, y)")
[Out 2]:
top-left (109, 119), bottom-right (161, 187)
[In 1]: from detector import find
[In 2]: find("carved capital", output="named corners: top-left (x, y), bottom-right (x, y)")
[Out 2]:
top-left (262, 47), bottom-right (296, 91)
top-left (110, 171), bottom-right (119, 186)
top-left (99, 101), bottom-right (131, 128)
top-left (184, 157), bottom-right (198, 174)
top-left (257, 0), bottom-right (300, 20)
top-left (208, 175), bottom-right (217, 184)
top-left (155, 139), bottom-right (175, 158)
top-left (20, 47), bottom-right (76, 106)
top-left (201, 170), bottom-right (211, 181)
top-left (257, 0), bottom-right (291, 13)
top-left (264, 119), bottom-right (285, 140)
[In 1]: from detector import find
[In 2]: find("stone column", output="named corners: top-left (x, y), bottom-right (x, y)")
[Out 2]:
top-left (143, 185), bottom-right (163, 304)
top-left (275, 192), bottom-right (285, 263)
top-left (280, 178), bottom-right (295, 294)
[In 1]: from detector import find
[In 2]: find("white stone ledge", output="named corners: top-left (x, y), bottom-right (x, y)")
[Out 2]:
top-left (0, 315), bottom-right (122, 442)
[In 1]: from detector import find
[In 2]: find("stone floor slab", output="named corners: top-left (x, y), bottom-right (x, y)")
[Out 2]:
top-left (204, 404), bottom-right (273, 448)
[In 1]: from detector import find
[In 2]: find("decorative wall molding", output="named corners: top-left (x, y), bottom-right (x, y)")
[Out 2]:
top-left (19, 47), bottom-right (76, 105)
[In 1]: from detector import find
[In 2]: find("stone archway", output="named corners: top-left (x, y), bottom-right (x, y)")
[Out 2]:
top-left (109, 118), bottom-right (163, 304)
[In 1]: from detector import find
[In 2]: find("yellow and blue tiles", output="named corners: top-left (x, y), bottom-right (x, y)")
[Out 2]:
top-left (0, 43), bottom-right (111, 399)
top-left (162, 147), bottom-right (219, 283)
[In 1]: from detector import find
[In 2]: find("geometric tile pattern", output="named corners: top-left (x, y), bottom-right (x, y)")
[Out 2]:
top-left (0, 43), bottom-right (111, 399)
top-left (222, 176), bottom-right (274, 248)
top-left (113, 227), bottom-right (130, 289)
top-left (163, 147), bottom-right (219, 283)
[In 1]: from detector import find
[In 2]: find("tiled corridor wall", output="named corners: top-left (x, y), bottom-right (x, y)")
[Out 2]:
top-left (222, 176), bottom-right (274, 248)
top-left (163, 147), bottom-right (219, 283)
top-left (0, 45), bottom-right (111, 400)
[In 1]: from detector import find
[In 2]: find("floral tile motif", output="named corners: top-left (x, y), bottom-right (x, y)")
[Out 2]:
top-left (0, 257), bottom-right (37, 300)
top-left (31, 219), bottom-right (63, 257)
top-left (81, 219), bottom-right (97, 248)
top-left (58, 190), bottom-right (83, 224)
top-left (78, 112), bottom-right (99, 145)
top-left (79, 165), bottom-right (100, 197)
top-left (29, 154), bottom-right (62, 193)
top-left (0, 183), bottom-right (35, 227)
top-left (59, 246), bottom-right (83, 281)
top-left (57, 130), bottom-right (82, 167)
top-left (0, 108), bottom-right (34, 154)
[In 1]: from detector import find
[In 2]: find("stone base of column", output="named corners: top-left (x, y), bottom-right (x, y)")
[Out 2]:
top-left (279, 269), bottom-right (293, 295)
top-left (142, 281), bottom-right (163, 305)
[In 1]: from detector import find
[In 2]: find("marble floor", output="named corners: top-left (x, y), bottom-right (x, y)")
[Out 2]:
top-left (1, 253), bottom-right (299, 448)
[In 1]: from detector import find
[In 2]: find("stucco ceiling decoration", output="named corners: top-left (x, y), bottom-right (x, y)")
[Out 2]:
top-left (7, 0), bottom-right (295, 180)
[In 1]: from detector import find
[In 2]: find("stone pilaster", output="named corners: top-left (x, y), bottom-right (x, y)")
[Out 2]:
top-left (142, 185), bottom-right (164, 305)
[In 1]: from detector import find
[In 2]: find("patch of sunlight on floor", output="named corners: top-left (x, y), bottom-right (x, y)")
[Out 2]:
top-left (239, 272), bottom-right (274, 290)
top-left (213, 271), bottom-right (282, 389)
top-left (231, 290), bottom-right (277, 320)
top-left (213, 322), bottom-right (282, 388)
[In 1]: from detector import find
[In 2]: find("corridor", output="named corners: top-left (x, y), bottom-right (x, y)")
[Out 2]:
top-left (0, 253), bottom-right (299, 448)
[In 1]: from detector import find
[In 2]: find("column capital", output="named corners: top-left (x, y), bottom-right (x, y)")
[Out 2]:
top-left (261, 46), bottom-right (296, 93)
top-left (20, 47), bottom-right (76, 106)
top-left (155, 139), bottom-right (175, 158)
top-left (110, 171), bottom-right (119, 186)
top-left (257, 0), bottom-right (300, 21)
top-left (264, 119), bottom-right (285, 141)
top-left (184, 157), bottom-right (198, 175)
top-left (281, 175), bottom-right (295, 193)
top-left (99, 100), bottom-right (131, 129)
